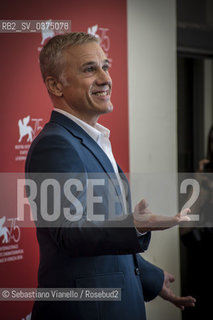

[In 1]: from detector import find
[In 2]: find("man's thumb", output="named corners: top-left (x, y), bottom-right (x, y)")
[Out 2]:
top-left (137, 199), bottom-right (149, 210)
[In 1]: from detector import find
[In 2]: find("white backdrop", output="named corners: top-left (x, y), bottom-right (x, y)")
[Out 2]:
top-left (127, 0), bottom-right (180, 319)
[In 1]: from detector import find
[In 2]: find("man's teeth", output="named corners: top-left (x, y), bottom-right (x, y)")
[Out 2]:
top-left (94, 91), bottom-right (108, 96)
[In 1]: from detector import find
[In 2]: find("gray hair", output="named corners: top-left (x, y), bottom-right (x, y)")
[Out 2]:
top-left (39, 32), bottom-right (100, 82)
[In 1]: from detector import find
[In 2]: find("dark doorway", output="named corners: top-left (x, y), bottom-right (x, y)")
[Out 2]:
top-left (177, 2), bottom-right (213, 319)
top-left (177, 56), bottom-right (205, 173)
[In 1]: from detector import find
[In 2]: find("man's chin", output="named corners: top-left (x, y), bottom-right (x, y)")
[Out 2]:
top-left (102, 103), bottom-right (113, 114)
top-left (93, 103), bottom-right (113, 116)
top-left (106, 105), bottom-right (113, 114)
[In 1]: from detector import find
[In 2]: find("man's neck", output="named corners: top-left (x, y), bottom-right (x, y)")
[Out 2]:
top-left (53, 105), bottom-right (98, 127)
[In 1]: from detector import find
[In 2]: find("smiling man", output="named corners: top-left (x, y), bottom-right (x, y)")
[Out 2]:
top-left (46, 41), bottom-right (113, 125)
top-left (26, 32), bottom-right (195, 320)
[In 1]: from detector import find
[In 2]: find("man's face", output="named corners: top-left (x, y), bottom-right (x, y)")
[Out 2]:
top-left (59, 41), bottom-right (113, 124)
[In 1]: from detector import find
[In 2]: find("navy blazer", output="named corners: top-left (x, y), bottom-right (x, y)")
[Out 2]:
top-left (25, 111), bottom-right (164, 320)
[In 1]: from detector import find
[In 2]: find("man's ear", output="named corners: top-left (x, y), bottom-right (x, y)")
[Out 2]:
top-left (45, 76), bottom-right (63, 97)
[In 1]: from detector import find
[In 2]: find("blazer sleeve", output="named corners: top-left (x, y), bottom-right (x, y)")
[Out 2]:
top-left (26, 132), bottom-right (151, 257)
top-left (136, 254), bottom-right (164, 301)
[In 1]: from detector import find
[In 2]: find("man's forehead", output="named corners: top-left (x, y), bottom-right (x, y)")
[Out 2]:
top-left (64, 43), bottom-right (107, 64)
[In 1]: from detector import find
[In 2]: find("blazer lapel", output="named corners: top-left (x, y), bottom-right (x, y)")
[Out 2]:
top-left (50, 111), bottom-right (115, 173)
top-left (50, 111), bottom-right (123, 208)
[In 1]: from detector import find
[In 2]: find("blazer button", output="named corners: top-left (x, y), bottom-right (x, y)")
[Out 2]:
top-left (135, 267), bottom-right (140, 275)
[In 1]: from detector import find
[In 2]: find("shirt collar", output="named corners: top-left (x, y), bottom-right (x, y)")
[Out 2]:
top-left (53, 108), bottom-right (110, 143)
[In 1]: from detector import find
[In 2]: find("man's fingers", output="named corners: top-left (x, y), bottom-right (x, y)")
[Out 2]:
top-left (173, 296), bottom-right (196, 308)
top-left (178, 208), bottom-right (191, 222)
top-left (160, 270), bottom-right (196, 310)
top-left (134, 202), bottom-right (192, 232)
top-left (181, 208), bottom-right (191, 216)
top-left (135, 199), bottom-right (149, 211)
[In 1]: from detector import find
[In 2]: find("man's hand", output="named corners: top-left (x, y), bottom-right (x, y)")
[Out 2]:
top-left (133, 199), bottom-right (191, 233)
top-left (159, 271), bottom-right (196, 310)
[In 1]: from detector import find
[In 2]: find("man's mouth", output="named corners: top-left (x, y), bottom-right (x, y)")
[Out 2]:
top-left (93, 91), bottom-right (109, 96)
top-left (91, 88), bottom-right (110, 97)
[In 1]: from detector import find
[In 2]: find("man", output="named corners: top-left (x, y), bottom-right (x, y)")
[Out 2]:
top-left (26, 32), bottom-right (195, 319)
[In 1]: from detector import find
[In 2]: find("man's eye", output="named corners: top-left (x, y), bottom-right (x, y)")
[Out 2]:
top-left (84, 66), bottom-right (95, 72)
top-left (103, 65), bottom-right (109, 71)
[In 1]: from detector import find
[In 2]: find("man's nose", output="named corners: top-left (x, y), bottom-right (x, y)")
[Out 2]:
top-left (96, 68), bottom-right (112, 85)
